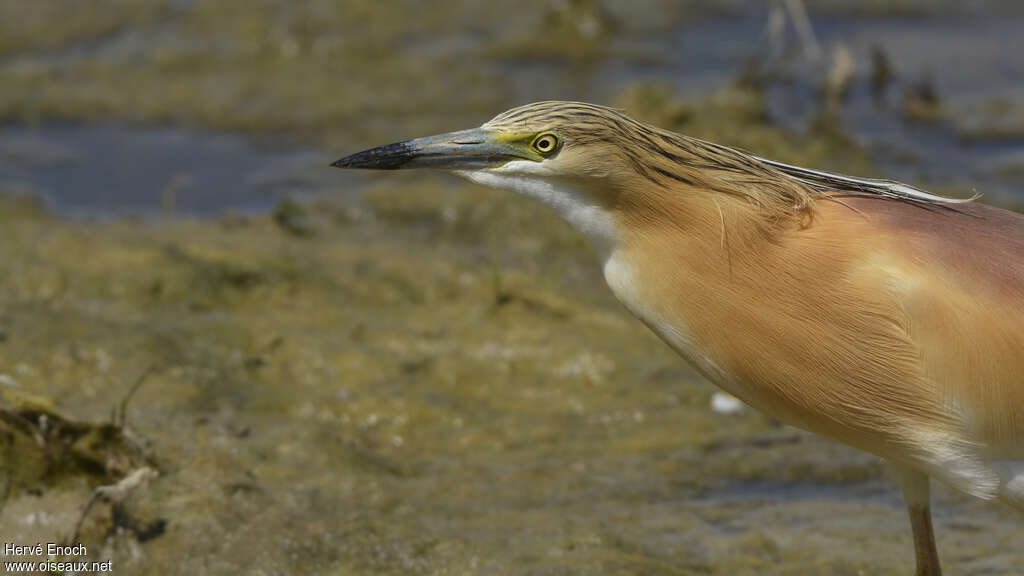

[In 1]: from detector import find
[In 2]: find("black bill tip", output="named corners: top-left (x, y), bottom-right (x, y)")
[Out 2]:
top-left (331, 141), bottom-right (415, 170)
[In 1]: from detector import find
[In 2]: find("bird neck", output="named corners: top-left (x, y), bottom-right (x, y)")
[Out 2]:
top-left (458, 169), bottom-right (623, 258)
top-left (460, 168), bottom-right (801, 267)
top-left (613, 177), bottom-right (796, 266)
top-left (602, 185), bottom-right (811, 409)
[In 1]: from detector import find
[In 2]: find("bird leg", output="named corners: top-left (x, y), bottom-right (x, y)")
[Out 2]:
top-left (893, 463), bottom-right (942, 576)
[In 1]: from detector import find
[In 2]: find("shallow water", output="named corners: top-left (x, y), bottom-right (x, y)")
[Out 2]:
top-left (763, 13), bottom-right (1024, 203)
top-left (0, 124), bottom-right (359, 215)
top-left (2, 5), bottom-right (1022, 214)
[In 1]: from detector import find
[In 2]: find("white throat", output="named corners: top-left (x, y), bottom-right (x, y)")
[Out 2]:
top-left (454, 161), bottom-right (619, 258)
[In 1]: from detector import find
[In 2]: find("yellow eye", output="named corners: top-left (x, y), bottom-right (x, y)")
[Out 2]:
top-left (531, 133), bottom-right (559, 155)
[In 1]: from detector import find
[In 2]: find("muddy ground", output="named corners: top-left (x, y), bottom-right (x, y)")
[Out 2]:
top-left (1, 1), bottom-right (1023, 575)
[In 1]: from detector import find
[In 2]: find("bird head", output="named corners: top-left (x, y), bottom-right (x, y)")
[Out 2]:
top-left (332, 101), bottom-right (644, 187)
top-left (333, 101), bottom-right (710, 251)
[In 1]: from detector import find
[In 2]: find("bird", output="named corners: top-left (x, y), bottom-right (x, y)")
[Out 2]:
top-left (332, 101), bottom-right (1024, 576)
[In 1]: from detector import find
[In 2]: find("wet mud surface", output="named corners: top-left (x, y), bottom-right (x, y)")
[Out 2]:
top-left (1, 1), bottom-right (1022, 574)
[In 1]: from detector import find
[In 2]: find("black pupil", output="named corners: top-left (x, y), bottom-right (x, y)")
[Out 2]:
top-left (538, 137), bottom-right (551, 150)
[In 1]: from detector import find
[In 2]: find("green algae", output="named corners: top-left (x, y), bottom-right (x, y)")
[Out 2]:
top-left (0, 0), bottom-right (513, 138)
top-left (0, 383), bottom-right (153, 508)
top-left (0, 0), bottom-right (170, 58)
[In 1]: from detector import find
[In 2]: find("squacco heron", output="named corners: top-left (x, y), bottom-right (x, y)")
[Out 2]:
top-left (332, 101), bottom-right (1024, 575)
